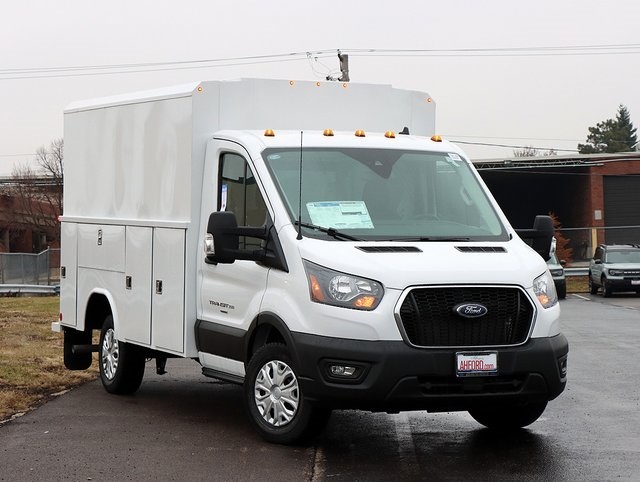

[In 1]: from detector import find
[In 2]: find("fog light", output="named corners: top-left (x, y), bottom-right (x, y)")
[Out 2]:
top-left (558, 356), bottom-right (568, 379)
top-left (329, 365), bottom-right (357, 377)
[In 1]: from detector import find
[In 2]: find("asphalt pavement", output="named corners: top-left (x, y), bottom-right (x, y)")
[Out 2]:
top-left (1, 294), bottom-right (640, 481)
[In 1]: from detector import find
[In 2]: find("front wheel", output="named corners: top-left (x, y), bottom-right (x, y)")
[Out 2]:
top-left (99, 315), bottom-right (146, 395)
top-left (588, 273), bottom-right (598, 295)
top-left (602, 277), bottom-right (613, 297)
top-left (468, 401), bottom-right (547, 430)
top-left (557, 282), bottom-right (566, 300)
top-left (244, 343), bottom-right (331, 445)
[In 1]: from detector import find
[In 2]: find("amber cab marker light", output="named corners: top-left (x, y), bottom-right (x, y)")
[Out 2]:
top-left (385, 131), bottom-right (396, 139)
top-left (323, 129), bottom-right (334, 137)
top-left (431, 135), bottom-right (443, 142)
top-left (355, 129), bottom-right (366, 137)
top-left (426, 97), bottom-right (433, 103)
top-left (289, 80), bottom-right (295, 86)
top-left (264, 129), bottom-right (275, 137)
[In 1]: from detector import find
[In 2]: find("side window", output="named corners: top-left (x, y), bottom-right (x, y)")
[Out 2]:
top-left (219, 153), bottom-right (268, 249)
top-left (594, 247), bottom-right (602, 261)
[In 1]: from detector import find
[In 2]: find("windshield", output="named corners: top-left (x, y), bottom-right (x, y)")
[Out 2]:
top-left (264, 148), bottom-right (507, 241)
top-left (605, 250), bottom-right (640, 263)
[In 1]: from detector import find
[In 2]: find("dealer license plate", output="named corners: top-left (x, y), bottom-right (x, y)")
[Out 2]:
top-left (456, 352), bottom-right (498, 377)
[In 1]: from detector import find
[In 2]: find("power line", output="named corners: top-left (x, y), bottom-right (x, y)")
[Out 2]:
top-left (447, 134), bottom-right (584, 143)
top-left (2, 43), bottom-right (640, 80)
top-left (449, 139), bottom-right (580, 153)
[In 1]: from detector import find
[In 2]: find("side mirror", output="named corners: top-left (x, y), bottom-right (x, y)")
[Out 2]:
top-left (515, 215), bottom-right (555, 262)
top-left (205, 211), bottom-right (270, 265)
top-left (206, 211), bottom-right (240, 264)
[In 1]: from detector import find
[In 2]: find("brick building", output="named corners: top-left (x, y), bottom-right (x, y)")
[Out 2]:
top-left (0, 178), bottom-right (60, 253)
top-left (477, 152), bottom-right (640, 262)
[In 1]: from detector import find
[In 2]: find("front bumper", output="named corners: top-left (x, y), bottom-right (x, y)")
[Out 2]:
top-left (292, 332), bottom-right (568, 412)
top-left (605, 277), bottom-right (640, 292)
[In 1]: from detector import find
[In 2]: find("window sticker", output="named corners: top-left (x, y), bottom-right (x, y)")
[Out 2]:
top-left (447, 153), bottom-right (462, 161)
top-left (221, 184), bottom-right (228, 211)
top-left (306, 201), bottom-right (374, 229)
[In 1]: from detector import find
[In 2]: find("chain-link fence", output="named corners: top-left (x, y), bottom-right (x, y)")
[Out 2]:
top-left (553, 226), bottom-right (640, 265)
top-left (0, 249), bottom-right (60, 285)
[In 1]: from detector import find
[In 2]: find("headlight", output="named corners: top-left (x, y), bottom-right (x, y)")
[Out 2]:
top-left (608, 269), bottom-right (623, 276)
top-left (533, 271), bottom-right (558, 308)
top-left (303, 260), bottom-right (384, 310)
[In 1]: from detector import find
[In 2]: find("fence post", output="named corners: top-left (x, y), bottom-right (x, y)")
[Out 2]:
top-left (47, 249), bottom-right (51, 285)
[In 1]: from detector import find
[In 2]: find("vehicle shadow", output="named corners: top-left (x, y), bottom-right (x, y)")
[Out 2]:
top-left (315, 410), bottom-right (564, 481)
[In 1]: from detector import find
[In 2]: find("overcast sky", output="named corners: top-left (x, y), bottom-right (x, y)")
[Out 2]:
top-left (2, 0), bottom-right (640, 175)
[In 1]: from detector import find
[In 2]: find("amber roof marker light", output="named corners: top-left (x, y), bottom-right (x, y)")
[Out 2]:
top-left (264, 129), bottom-right (275, 137)
top-left (431, 135), bottom-right (443, 142)
top-left (355, 129), bottom-right (366, 137)
top-left (385, 131), bottom-right (396, 139)
top-left (323, 129), bottom-right (334, 137)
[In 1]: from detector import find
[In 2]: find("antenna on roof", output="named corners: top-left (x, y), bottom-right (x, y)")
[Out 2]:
top-left (326, 51), bottom-right (350, 82)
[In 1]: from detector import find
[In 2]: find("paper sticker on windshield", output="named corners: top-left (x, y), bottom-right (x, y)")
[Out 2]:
top-left (307, 201), bottom-right (374, 229)
top-left (221, 184), bottom-right (228, 211)
top-left (447, 153), bottom-right (462, 161)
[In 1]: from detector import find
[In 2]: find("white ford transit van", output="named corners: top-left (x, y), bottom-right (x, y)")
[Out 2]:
top-left (55, 79), bottom-right (568, 444)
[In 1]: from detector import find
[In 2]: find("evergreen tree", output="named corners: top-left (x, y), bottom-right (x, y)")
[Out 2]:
top-left (577, 105), bottom-right (638, 154)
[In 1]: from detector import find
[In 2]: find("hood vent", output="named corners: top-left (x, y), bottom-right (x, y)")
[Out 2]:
top-left (456, 246), bottom-right (506, 253)
top-left (357, 246), bottom-right (422, 253)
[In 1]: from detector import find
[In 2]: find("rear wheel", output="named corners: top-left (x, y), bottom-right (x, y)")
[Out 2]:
top-left (99, 315), bottom-right (146, 394)
top-left (469, 401), bottom-right (547, 430)
top-left (244, 343), bottom-right (331, 445)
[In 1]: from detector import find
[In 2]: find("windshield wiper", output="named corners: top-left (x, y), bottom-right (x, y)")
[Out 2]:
top-left (294, 221), bottom-right (362, 241)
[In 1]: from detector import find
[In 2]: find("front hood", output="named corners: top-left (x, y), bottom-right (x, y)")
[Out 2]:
top-left (298, 238), bottom-right (547, 290)
top-left (605, 263), bottom-right (640, 273)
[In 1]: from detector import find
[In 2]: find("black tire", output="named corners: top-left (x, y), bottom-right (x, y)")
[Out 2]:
top-left (469, 401), bottom-right (547, 430)
top-left (99, 315), bottom-right (146, 395)
top-left (63, 327), bottom-right (93, 370)
top-left (588, 273), bottom-right (598, 295)
top-left (602, 277), bottom-right (612, 298)
top-left (557, 282), bottom-right (566, 300)
top-left (244, 343), bottom-right (331, 445)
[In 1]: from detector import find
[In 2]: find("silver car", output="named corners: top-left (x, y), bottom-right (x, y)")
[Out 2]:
top-left (589, 244), bottom-right (640, 297)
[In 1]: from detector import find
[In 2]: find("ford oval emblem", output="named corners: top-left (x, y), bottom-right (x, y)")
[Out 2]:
top-left (454, 303), bottom-right (488, 319)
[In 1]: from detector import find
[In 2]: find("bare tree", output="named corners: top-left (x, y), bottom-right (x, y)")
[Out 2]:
top-left (8, 139), bottom-right (63, 246)
top-left (513, 146), bottom-right (558, 157)
top-left (513, 146), bottom-right (540, 157)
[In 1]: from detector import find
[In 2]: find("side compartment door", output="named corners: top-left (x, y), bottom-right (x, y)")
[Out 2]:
top-left (200, 148), bottom-right (270, 352)
top-left (59, 222), bottom-right (78, 327)
top-left (152, 228), bottom-right (186, 353)
top-left (121, 226), bottom-right (153, 344)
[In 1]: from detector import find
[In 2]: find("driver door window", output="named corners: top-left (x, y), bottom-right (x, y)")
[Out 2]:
top-left (219, 153), bottom-right (268, 249)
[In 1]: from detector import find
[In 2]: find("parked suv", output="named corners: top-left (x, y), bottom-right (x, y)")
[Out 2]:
top-left (589, 244), bottom-right (640, 297)
top-left (547, 253), bottom-right (566, 299)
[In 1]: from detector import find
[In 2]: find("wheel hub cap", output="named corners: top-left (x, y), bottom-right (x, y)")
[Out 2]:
top-left (254, 359), bottom-right (299, 427)
top-left (101, 328), bottom-right (119, 380)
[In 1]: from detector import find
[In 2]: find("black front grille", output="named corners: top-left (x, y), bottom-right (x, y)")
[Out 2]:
top-left (398, 287), bottom-right (534, 347)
